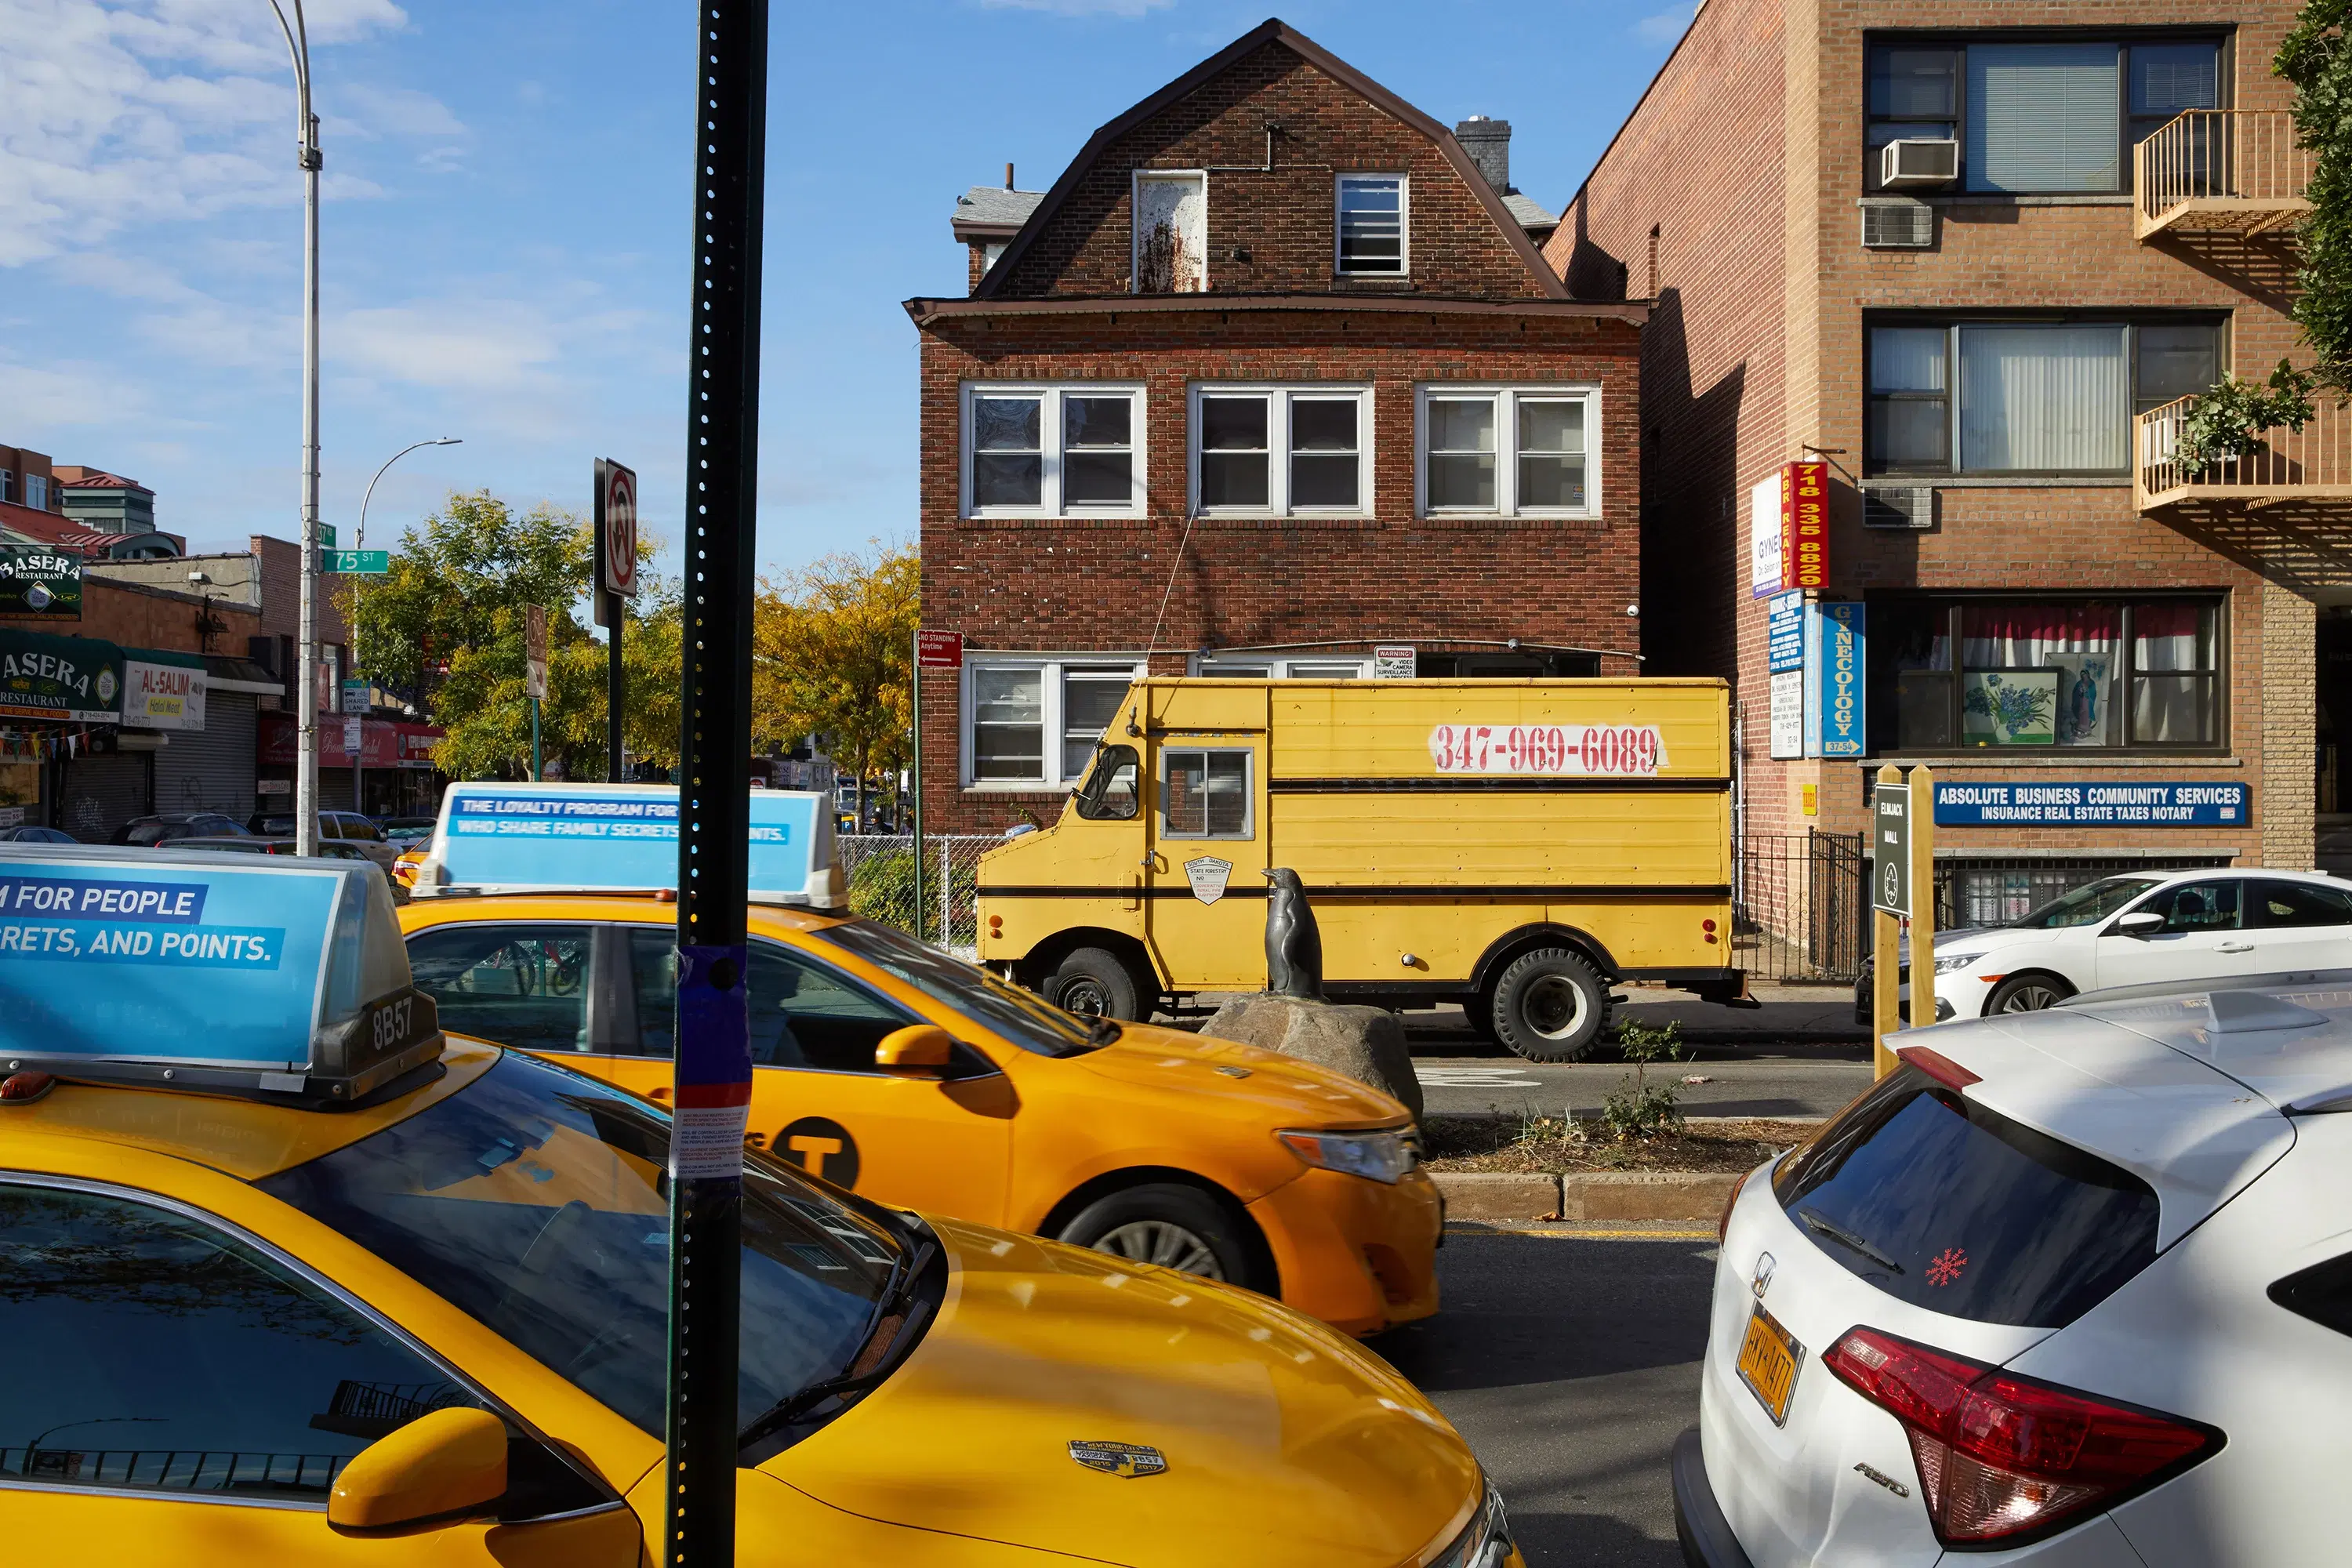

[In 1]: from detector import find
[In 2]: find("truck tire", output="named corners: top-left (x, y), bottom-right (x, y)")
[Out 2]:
top-left (1047, 946), bottom-right (1147, 1021)
top-left (1489, 948), bottom-right (1612, 1062)
top-left (1058, 1183), bottom-right (1254, 1287)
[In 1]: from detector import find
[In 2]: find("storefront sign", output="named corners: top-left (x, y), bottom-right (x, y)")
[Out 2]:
top-left (0, 547), bottom-right (82, 620)
top-left (1780, 461), bottom-right (1830, 592)
top-left (1769, 670), bottom-right (1804, 760)
top-left (1748, 473), bottom-right (1784, 598)
top-left (260, 713), bottom-right (445, 770)
top-left (122, 651), bottom-right (207, 731)
top-left (0, 630), bottom-right (120, 724)
top-left (1933, 781), bottom-right (2248, 827)
top-left (1766, 590), bottom-right (1806, 673)
top-left (1807, 601), bottom-right (1865, 759)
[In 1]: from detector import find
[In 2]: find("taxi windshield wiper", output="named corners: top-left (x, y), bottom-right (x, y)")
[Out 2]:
top-left (1798, 1207), bottom-right (1905, 1275)
top-left (737, 1237), bottom-right (937, 1451)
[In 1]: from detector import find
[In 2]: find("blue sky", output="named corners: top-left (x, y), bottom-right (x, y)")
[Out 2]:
top-left (0, 0), bottom-right (1697, 574)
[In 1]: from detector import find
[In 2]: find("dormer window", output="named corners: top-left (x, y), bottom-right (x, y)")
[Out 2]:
top-left (1132, 171), bottom-right (1205, 293)
top-left (1336, 174), bottom-right (1406, 274)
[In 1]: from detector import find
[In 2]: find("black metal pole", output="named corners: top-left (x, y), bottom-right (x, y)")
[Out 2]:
top-left (665, 2), bottom-right (765, 1565)
top-left (608, 591), bottom-right (626, 781)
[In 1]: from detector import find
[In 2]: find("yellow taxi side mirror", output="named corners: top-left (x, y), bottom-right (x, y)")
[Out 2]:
top-left (328, 1407), bottom-right (509, 1530)
top-left (875, 1024), bottom-right (956, 1073)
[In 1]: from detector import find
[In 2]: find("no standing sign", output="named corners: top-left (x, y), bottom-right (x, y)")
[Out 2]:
top-left (595, 458), bottom-right (640, 601)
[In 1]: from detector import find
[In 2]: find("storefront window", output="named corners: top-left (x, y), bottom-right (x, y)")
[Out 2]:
top-left (1870, 597), bottom-right (2221, 752)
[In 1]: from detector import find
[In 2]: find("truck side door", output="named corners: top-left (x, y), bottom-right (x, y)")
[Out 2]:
top-left (1143, 740), bottom-right (1269, 993)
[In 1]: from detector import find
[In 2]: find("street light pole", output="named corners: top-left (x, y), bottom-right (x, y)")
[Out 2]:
top-left (267, 0), bottom-right (323, 858)
top-left (353, 438), bottom-right (459, 819)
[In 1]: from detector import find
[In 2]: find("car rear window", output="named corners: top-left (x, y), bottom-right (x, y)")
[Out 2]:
top-left (1772, 1065), bottom-right (2159, 1327)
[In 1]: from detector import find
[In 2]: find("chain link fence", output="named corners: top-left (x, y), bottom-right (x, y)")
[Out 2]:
top-left (836, 833), bottom-right (1003, 957)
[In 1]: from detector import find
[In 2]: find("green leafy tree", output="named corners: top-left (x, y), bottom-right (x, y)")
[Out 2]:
top-left (342, 489), bottom-right (681, 781)
top-left (752, 542), bottom-right (918, 825)
top-left (2281, 2), bottom-right (2352, 386)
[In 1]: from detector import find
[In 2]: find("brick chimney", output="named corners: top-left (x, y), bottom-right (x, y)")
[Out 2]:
top-left (1454, 115), bottom-right (1512, 194)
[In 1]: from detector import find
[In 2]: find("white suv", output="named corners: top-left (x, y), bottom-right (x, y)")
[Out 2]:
top-left (1678, 975), bottom-right (2352, 1566)
top-left (1864, 868), bottom-right (2352, 1022)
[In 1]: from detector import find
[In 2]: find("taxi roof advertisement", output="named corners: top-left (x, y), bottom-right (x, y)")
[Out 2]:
top-left (433, 783), bottom-right (831, 902)
top-left (0, 850), bottom-right (340, 1067)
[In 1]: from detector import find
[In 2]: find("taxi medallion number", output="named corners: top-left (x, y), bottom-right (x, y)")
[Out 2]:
top-left (368, 989), bottom-right (423, 1053)
top-left (1737, 1304), bottom-right (1805, 1427)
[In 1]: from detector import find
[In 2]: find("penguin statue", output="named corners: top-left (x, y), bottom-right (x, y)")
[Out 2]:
top-left (1261, 867), bottom-right (1324, 1000)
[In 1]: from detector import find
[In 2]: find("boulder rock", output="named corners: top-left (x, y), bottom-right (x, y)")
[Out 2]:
top-left (1199, 994), bottom-right (1423, 1119)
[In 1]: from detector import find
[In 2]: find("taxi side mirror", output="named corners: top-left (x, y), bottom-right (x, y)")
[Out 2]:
top-left (875, 1024), bottom-right (956, 1073)
top-left (328, 1408), bottom-right (508, 1530)
top-left (2112, 911), bottom-right (2165, 938)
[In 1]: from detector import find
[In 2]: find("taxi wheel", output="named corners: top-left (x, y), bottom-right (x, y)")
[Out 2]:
top-left (1059, 1185), bottom-right (1252, 1285)
top-left (1489, 948), bottom-right (1611, 1062)
top-left (1048, 946), bottom-right (1149, 1022)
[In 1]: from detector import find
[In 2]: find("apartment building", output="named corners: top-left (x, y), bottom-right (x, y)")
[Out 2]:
top-left (1557, 0), bottom-right (2323, 927)
top-left (907, 19), bottom-right (1644, 833)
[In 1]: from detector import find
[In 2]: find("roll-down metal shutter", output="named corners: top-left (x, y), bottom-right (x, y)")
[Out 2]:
top-left (59, 751), bottom-right (151, 843)
top-left (151, 691), bottom-right (260, 818)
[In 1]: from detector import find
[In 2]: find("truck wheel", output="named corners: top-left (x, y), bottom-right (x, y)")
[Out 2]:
top-left (1047, 946), bottom-right (1146, 1021)
top-left (1490, 948), bottom-right (1612, 1062)
top-left (1058, 1183), bottom-right (1254, 1287)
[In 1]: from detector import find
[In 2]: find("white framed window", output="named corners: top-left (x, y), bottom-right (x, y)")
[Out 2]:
top-left (1190, 385), bottom-right (1372, 516)
top-left (1160, 749), bottom-right (1253, 838)
top-left (962, 384), bottom-right (1145, 518)
top-left (24, 473), bottom-right (48, 510)
top-left (1417, 385), bottom-right (1599, 517)
top-left (962, 656), bottom-right (1148, 788)
top-left (1133, 170), bottom-right (1207, 294)
top-left (0, 469), bottom-right (12, 503)
top-left (1336, 174), bottom-right (1407, 275)
top-left (1194, 656), bottom-right (1370, 680)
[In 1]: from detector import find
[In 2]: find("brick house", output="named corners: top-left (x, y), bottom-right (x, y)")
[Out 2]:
top-left (908, 19), bottom-right (1645, 833)
top-left (1555, 0), bottom-right (2331, 945)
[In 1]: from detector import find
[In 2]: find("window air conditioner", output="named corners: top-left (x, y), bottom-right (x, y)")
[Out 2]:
top-left (1880, 139), bottom-right (1960, 189)
top-left (1864, 487), bottom-right (1935, 530)
top-left (1860, 198), bottom-right (1933, 249)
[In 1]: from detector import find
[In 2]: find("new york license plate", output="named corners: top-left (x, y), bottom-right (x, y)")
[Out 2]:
top-left (1736, 1304), bottom-right (1804, 1427)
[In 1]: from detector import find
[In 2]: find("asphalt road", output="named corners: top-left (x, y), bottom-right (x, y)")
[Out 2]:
top-left (1377, 1226), bottom-right (1721, 1567)
top-left (1410, 1047), bottom-right (1874, 1121)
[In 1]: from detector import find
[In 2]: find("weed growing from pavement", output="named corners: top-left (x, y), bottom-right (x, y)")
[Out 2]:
top-left (1601, 1020), bottom-right (1686, 1142)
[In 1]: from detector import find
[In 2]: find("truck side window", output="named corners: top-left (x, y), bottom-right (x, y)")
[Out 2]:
top-left (1163, 749), bottom-right (1251, 837)
top-left (1075, 746), bottom-right (1140, 820)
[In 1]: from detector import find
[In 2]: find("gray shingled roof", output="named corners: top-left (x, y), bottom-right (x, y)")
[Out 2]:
top-left (1503, 192), bottom-right (1557, 231)
top-left (952, 187), bottom-right (1046, 237)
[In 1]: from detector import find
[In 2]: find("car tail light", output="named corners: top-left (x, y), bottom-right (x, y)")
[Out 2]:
top-left (1825, 1327), bottom-right (2220, 1546)
top-left (1717, 1167), bottom-right (1751, 1242)
top-left (1895, 1044), bottom-right (1980, 1092)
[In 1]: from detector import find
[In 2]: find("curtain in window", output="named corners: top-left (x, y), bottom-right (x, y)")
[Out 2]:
top-left (1959, 326), bottom-right (2127, 471)
top-left (1967, 44), bottom-right (2122, 192)
top-left (1962, 604), bottom-right (2120, 747)
top-left (2131, 601), bottom-right (2212, 743)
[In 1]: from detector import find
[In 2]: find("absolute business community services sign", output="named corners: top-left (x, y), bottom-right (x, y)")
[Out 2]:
top-left (1936, 780), bottom-right (2248, 827)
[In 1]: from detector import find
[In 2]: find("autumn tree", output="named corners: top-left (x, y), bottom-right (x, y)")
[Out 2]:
top-left (342, 489), bottom-right (681, 781)
top-left (2283, 2), bottom-right (2352, 386)
top-left (752, 542), bottom-right (918, 826)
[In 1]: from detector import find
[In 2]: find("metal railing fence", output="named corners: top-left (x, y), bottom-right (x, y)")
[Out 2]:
top-left (837, 833), bottom-right (1003, 956)
top-left (2134, 108), bottom-right (2311, 238)
top-left (2136, 391), bottom-right (2352, 510)
top-left (1736, 831), bottom-right (1869, 983)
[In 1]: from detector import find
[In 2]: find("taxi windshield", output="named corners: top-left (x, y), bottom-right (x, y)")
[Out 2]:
top-left (812, 918), bottom-right (1102, 1057)
top-left (256, 1051), bottom-right (907, 1437)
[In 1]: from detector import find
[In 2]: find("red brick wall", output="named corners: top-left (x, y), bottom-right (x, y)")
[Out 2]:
top-left (991, 39), bottom-right (1548, 302)
top-left (916, 308), bottom-right (1644, 833)
top-left (0, 578), bottom-right (259, 655)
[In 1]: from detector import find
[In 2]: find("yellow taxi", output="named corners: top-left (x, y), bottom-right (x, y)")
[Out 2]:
top-left (397, 892), bottom-right (1443, 1336)
top-left (390, 833), bottom-right (430, 890)
top-left (0, 844), bottom-right (1515, 1567)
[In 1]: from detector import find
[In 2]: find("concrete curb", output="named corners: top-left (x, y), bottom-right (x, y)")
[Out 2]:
top-left (1432, 1168), bottom-right (1744, 1221)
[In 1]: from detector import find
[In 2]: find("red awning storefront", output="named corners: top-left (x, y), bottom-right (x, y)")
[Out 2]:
top-left (258, 712), bottom-right (443, 770)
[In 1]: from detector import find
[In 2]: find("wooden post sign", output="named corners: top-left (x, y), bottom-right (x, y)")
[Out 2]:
top-left (1869, 762), bottom-right (1936, 1076)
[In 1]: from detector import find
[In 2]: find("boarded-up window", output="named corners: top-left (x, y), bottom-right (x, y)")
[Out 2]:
top-left (1133, 172), bottom-right (1204, 294)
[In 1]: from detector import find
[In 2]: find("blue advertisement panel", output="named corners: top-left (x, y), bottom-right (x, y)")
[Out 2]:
top-left (435, 784), bottom-right (826, 902)
top-left (1934, 781), bottom-right (2249, 827)
top-left (0, 852), bottom-right (343, 1065)
top-left (1766, 590), bottom-right (1806, 674)
top-left (1813, 601), bottom-right (1866, 759)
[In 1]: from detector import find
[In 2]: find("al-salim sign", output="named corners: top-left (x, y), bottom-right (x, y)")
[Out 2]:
top-left (0, 630), bottom-right (122, 724)
top-left (0, 546), bottom-right (83, 620)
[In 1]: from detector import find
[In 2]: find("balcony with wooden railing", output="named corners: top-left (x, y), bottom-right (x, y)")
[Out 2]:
top-left (2136, 394), bottom-right (2352, 512)
top-left (2135, 110), bottom-right (2312, 241)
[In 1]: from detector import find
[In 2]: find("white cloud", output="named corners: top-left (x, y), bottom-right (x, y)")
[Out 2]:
top-left (0, 352), bottom-right (158, 429)
top-left (978, 0), bottom-right (1175, 15)
top-left (1634, 5), bottom-right (1697, 43)
top-left (338, 301), bottom-right (564, 396)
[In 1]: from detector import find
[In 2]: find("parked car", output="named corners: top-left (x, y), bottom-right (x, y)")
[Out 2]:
top-left (162, 834), bottom-right (408, 900)
top-left (376, 814), bottom-right (437, 844)
top-left (1679, 972), bottom-right (2352, 1566)
top-left (243, 808), bottom-right (400, 869)
top-left (391, 831), bottom-right (432, 889)
top-left (111, 812), bottom-right (251, 846)
top-left (1855, 868), bottom-right (2352, 1024)
top-left (0, 825), bottom-right (76, 844)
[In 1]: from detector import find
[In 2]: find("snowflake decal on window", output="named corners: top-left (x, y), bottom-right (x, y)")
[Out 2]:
top-left (1925, 1247), bottom-right (1968, 1287)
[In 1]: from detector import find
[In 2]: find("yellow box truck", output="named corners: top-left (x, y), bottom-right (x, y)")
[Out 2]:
top-left (975, 677), bottom-right (1739, 1061)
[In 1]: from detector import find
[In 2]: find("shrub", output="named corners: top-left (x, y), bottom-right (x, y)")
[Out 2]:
top-left (1602, 1020), bottom-right (1688, 1142)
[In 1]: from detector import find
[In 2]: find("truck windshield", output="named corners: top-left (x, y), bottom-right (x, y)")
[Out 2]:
top-left (811, 918), bottom-right (1103, 1058)
top-left (257, 1051), bottom-right (911, 1437)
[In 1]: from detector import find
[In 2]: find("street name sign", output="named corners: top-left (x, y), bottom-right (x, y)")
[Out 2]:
top-left (327, 550), bottom-right (390, 575)
top-left (1872, 782), bottom-right (1911, 916)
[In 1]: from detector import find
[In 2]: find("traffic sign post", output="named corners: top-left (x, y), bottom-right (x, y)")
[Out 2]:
top-left (594, 459), bottom-right (639, 782)
top-left (1869, 764), bottom-right (1936, 1076)
top-left (666, 5), bottom-right (765, 1565)
top-left (524, 605), bottom-right (548, 782)
top-left (911, 630), bottom-right (963, 943)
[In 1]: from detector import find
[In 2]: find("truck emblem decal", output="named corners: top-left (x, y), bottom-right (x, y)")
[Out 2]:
top-left (1069, 1440), bottom-right (1167, 1478)
top-left (1184, 856), bottom-right (1232, 904)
